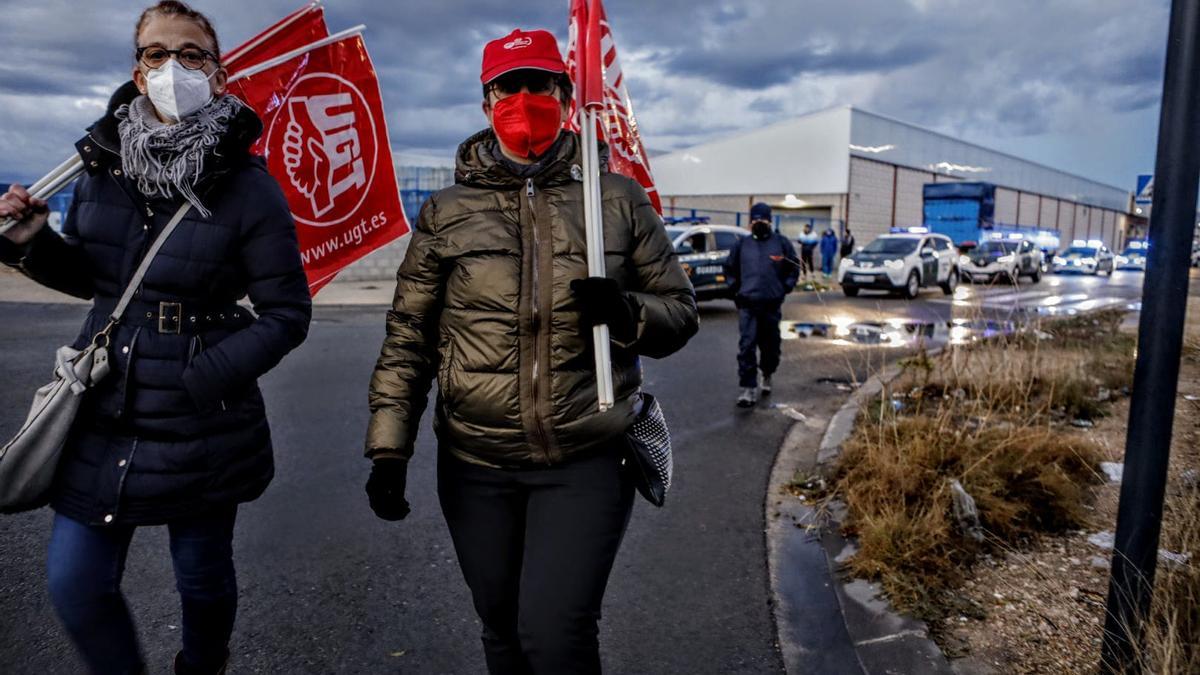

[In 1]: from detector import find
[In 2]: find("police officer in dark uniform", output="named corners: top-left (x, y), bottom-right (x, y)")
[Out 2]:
top-left (725, 203), bottom-right (799, 407)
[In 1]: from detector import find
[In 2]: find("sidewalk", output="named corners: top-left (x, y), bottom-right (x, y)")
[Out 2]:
top-left (0, 267), bottom-right (395, 306)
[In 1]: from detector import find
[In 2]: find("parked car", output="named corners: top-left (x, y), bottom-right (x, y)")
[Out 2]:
top-left (666, 224), bottom-right (749, 301)
top-left (1051, 241), bottom-right (1115, 275)
top-left (1115, 240), bottom-right (1148, 271)
top-left (959, 237), bottom-right (1043, 283)
top-left (837, 232), bottom-right (959, 299)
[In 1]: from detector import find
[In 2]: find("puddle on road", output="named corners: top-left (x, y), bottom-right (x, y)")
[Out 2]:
top-left (780, 277), bottom-right (1142, 350)
top-left (783, 317), bottom-right (1016, 348)
top-left (782, 298), bottom-right (1141, 349)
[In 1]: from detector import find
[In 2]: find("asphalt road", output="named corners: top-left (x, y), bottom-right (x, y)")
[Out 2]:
top-left (0, 269), bottom-right (1170, 674)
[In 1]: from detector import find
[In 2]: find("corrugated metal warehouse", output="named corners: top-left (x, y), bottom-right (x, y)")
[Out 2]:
top-left (652, 106), bottom-right (1134, 249)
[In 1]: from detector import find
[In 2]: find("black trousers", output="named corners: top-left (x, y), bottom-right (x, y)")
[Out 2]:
top-left (737, 300), bottom-right (783, 387)
top-left (438, 446), bottom-right (635, 675)
top-left (800, 246), bottom-right (815, 275)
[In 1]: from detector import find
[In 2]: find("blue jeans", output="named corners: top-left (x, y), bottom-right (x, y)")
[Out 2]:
top-left (47, 508), bottom-right (238, 675)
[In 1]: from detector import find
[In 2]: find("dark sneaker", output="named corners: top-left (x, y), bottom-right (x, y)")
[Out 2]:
top-left (736, 387), bottom-right (757, 408)
top-left (174, 651), bottom-right (228, 675)
top-left (761, 375), bottom-right (773, 395)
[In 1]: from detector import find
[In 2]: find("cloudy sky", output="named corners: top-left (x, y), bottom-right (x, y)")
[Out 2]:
top-left (0, 0), bottom-right (1170, 191)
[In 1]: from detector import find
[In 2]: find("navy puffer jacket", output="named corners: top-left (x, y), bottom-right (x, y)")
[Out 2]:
top-left (0, 86), bottom-right (311, 525)
top-left (725, 233), bottom-right (800, 304)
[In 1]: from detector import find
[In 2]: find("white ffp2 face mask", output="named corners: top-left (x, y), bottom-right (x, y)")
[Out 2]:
top-left (144, 59), bottom-right (215, 122)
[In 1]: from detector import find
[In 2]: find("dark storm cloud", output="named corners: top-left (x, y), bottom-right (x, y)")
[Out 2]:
top-left (747, 97), bottom-right (785, 115)
top-left (1105, 52), bottom-right (1165, 87)
top-left (663, 40), bottom-right (936, 89)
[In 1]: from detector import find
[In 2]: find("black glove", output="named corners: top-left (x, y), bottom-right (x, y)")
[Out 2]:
top-left (365, 458), bottom-right (410, 521)
top-left (570, 277), bottom-right (638, 343)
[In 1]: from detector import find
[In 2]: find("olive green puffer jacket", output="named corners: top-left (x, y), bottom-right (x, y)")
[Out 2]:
top-left (365, 129), bottom-right (698, 467)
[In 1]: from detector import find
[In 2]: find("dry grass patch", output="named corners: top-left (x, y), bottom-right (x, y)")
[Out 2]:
top-left (1186, 297), bottom-right (1200, 362)
top-left (826, 309), bottom-right (1134, 623)
top-left (1137, 481), bottom-right (1200, 673)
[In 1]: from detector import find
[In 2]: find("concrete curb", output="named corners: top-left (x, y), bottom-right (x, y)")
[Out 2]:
top-left (767, 349), bottom-right (954, 675)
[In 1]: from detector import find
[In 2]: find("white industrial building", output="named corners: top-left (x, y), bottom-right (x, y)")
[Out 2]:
top-left (652, 106), bottom-right (1136, 249)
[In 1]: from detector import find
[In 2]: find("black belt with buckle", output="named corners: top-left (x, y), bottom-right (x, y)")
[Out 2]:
top-left (94, 298), bottom-right (247, 334)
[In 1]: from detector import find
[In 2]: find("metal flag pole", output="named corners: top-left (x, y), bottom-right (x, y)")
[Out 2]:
top-left (580, 106), bottom-right (615, 411)
top-left (1099, 0), bottom-right (1200, 671)
top-left (576, 0), bottom-right (615, 412)
top-left (26, 154), bottom-right (84, 197)
top-left (0, 155), bottom-right (85, 236)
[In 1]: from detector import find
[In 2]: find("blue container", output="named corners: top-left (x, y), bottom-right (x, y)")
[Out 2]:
top-left (923, 182), bottom-right (997, 246)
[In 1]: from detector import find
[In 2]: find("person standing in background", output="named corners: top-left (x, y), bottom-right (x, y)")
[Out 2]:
top-left (819, 226), bottom-right (839, 278)
top-left (726, 203), bottom-right (799, 407)
top-left (797, 223), bottom-right (818, 279)
top-left (840, 226), bottom-right (856, 259)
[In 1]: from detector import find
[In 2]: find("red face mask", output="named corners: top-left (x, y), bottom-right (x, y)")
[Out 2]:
top-left (491, 92), bottom-right (563, 159)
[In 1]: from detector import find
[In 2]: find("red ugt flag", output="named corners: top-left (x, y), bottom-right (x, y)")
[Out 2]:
top-left (227, 34), bottom-right (409, 294)
top-left (566, 0), bottom-right (662, 213)
top-left (224, 1), bottom-right (328, 74)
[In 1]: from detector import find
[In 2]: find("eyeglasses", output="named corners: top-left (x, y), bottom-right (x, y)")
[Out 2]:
top-left (136, 46), bottom-right (217, 71)
top-left (488, 70), bottom-right (559, 98)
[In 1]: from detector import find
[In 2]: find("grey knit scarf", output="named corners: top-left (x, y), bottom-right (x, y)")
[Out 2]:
top-left (117, 94), bottom-right (245, 218)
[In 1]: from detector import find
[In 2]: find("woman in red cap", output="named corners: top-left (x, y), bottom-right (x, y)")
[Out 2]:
top-left (363, 28), bottom-right (698, 674)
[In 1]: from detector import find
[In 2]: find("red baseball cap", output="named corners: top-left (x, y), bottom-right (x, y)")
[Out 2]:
top-left (480, 29), bottom-right (566, 84)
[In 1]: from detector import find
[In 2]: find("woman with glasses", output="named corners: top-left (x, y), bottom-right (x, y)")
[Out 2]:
top-left (0, 2), bottom-right (310, 674)
top-left (364, 28), bottom-right (698, 674)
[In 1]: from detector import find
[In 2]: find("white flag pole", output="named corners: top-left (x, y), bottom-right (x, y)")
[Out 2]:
top-left (1, 155), bottom-right (85, 236)
top-left (27, 154), bottom-right (83, 196)
top-left (580, 107), bottom-right (615, 411)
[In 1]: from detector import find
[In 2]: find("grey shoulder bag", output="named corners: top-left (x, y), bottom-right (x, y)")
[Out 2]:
top-left (0, 202), bottom-right (191, 513)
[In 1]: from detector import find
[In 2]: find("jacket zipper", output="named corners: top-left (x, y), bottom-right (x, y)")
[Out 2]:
top-left (110, 437), bottom-right (139, 522)
top-left (526, 179), bottom-right (552, 463)
top-left (109, 164), bottom-right (156, 295)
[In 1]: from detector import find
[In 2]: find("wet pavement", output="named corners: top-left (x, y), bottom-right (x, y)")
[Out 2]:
top-left (777, 269), bottom-right (1154, 351)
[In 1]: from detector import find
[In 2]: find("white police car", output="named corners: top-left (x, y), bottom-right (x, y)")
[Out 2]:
top-left (959, 236), bottom-right (1044, 284)
top-left (838, 230), bottom-right (959, 299)
top-left (1051, 240), bottom-right (1115, 275)
top-left (1115, 240), bottom-right (1148, 271)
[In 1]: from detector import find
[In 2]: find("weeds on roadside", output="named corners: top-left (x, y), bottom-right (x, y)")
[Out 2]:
top-left (826, 308), bottom-right (1134, 622)
top-left (1134, 477), bottom-right (1200, 672)
top-left (1185, 298), bottom-right (1200, 362)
